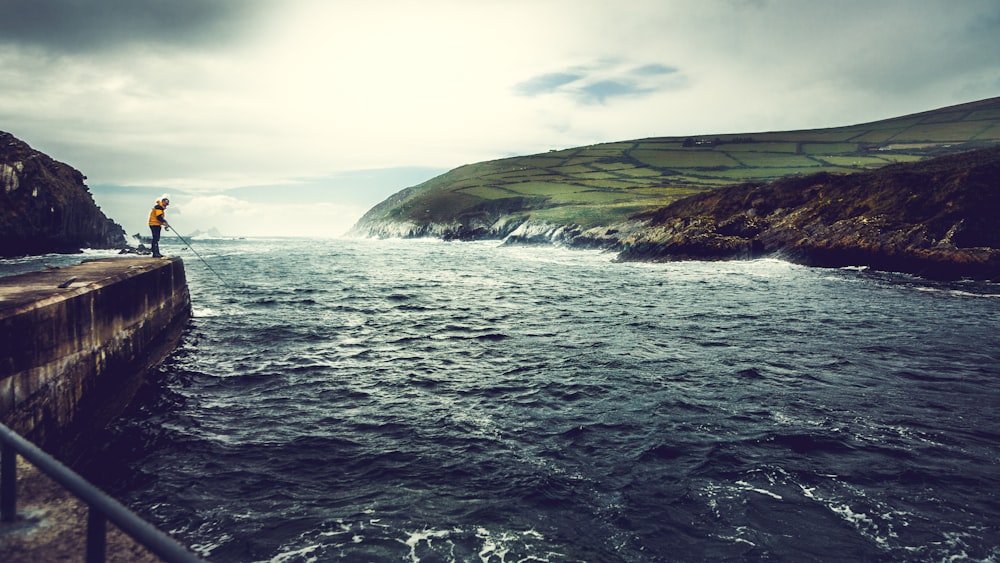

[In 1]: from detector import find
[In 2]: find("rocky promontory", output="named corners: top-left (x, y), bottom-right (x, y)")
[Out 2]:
top-left (1, 131), bottom-right (125, 257)
top-left (617, 147), bottom-right (1000, 280)
top-left (357, 146), bottom-right (1000, 280)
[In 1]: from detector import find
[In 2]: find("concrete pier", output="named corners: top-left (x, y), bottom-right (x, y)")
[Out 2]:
top-left (0, 257), bottom-right (191, 457)
top-left (1, 456), bottom-right (162, 562)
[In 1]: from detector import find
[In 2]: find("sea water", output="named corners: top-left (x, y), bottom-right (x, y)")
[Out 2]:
top-left (9, 237), bottom-right (1000, 561)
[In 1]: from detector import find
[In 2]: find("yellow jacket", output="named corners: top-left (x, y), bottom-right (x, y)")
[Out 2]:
top-left (148, 200), bottom-right (168, 227)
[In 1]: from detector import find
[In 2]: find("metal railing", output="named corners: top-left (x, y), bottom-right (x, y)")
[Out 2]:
top-left (0, 423), bottom-right (204, 563)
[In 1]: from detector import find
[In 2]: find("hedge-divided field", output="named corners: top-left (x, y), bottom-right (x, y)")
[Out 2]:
top-left (375, 97), bottom-right (1000, 228)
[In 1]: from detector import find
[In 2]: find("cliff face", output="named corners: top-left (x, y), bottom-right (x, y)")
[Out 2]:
top-left (353, 146), bottom-right (1000, 280)
top-left (352, 97), bottom-right (1000, 248)
top-left (352, 174), bottom-right (550, 241)
top-left (618, 147), bottom-right (1000, 280)
top-left (1, 132), bottom-right (125, 257)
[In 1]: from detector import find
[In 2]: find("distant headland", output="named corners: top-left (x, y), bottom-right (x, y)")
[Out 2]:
top-left (1, 132), bottom-right (125, 257)
top-left (352, 97), bottom-right (1000, 280)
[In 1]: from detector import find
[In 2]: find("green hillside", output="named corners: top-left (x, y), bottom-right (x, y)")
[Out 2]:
top-left (357, 97), bottom-right (1000, 232)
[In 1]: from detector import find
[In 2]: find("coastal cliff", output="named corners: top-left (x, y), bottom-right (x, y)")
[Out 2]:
top-left (1, 131), bottom-right (125, 257)
top-left (351, 97), bottom-right (1000, 280)
top-left (356, 147), bottom-right (1000, 280)
top-left (617, 147), bottom-right (1000, 280)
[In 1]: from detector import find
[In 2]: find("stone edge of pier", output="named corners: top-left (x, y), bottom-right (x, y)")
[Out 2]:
top-left (0, 257), bottom-right (192, 561)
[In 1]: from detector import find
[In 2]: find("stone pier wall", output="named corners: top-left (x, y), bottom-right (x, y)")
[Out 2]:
top-left (0, 258), bottom-right (190, 455)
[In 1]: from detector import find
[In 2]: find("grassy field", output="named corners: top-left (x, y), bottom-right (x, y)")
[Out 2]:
top-left (367, 97), bottom-right (1000, 230)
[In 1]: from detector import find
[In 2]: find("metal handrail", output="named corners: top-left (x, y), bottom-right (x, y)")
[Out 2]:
top-left (0, 423), bottom-right (203, 563)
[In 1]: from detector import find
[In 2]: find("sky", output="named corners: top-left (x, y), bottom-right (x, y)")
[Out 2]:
top-left (2, 0), bottom-right (999, 238)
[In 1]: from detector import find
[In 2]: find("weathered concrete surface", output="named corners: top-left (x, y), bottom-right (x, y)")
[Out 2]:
top-left (0, 257), bottom-right (190, 457)
top-left (0, 455), bottom-right (161, 562)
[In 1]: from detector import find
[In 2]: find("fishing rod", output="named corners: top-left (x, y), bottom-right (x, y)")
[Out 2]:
top-left (165, 223), bottom-right (234, 290)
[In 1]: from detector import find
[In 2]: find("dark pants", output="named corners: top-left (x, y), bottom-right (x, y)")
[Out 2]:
top-left (150, 225), bottom-right (161, 256)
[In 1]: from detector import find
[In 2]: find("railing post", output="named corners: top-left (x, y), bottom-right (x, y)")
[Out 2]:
top-left (1, 442), bottom-right (16, 522)
top-left (0, 423), bottom-right (203, 561)
top-left (87, 506), bottom-right (107, 563)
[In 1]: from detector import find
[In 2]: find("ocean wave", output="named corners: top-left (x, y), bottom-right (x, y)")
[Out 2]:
top-left (88, 237), bottom-right (1000, 562)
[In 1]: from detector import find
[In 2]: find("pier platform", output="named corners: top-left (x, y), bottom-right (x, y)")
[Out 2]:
top-left (0, 257), bottom-right (193, 561)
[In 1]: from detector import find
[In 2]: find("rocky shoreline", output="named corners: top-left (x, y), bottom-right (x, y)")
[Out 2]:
top-left (354, 147), bottom-right (1000, 281)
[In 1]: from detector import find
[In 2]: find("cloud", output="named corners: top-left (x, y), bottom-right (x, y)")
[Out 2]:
top-left (579, 80), bottom-right (650, 104)
top-left (118, 194), bottom-right (370, 240)
top-left (515, 60), bottom-right (687, 104)
top-left (634, 64), bottom-right (680, 76)
top-left (0, 0), bottom-right (268, 52)
top-left (514, 73), bottom-right (584, 97)
top-left (4, 0), bottom-right (1000, 238)
top-left (89, 167), bottom-right (446, 238)
top-left (165, 195), bottom-right (365, 238)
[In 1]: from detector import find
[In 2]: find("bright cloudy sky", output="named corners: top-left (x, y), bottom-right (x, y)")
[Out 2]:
top-left (2, 0), bottom-right (999, 237)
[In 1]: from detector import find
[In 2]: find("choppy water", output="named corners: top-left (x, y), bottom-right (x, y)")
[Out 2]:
top-left (40, 238), bottom-right (1000, 561)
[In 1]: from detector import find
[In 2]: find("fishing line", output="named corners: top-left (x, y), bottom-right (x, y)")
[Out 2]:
top-left (166, 225), bottom-right (235, 290)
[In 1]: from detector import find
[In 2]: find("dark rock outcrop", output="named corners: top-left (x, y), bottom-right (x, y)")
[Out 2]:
top-left (1, 131), bottom-right (125, 257)
top-left (619, 147), bottom-right (1000, 280)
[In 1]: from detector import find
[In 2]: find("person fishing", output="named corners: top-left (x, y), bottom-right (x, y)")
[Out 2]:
top-left (145, 197), bottom-right (234, 288)
top-left (148, 195), bottom-right (171, 258)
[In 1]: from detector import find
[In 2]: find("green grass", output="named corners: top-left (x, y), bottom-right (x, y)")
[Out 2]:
top-left (849, 129), bottom-right (906, 143)
top-left (460, 186), bottom-right (517, 199)
top-left (702, 166), bottom-right (842, 180)
top-left (764, 130), bottom-right (859, 142)
top-left (818, 155), bottom-right (893, 167)
top-left (574, 171), bottom-right (624, 181)
top-left (726, 152), bottom-right (820, 167)
top-left (665, 175), bottom-right (737, 186)
top-left (550, 164), bottom-right (597, 174)
top-left (504, 181), bottom-right (580, 196)
top-left (973, 122), bottom-right (1000, 140)
top-left (549, 190), bottom-right (633, 204)
top-left (874, 154), bottom-right (923, 163)
top-left (919, 111), bottom-right (970, 124)
top-left (619, 167), bottom-right (666, 178)
top-left (568, 179), bottom-right (630, 190)
top-left (896, 121), bottom-right (996, 141)
top-left (968, 108), bottom-right (1000, 121)
top-left (723, 142), bottom-right (799, 153)
top-left (631, 149), bottom-right (741, 168)
top-left (801, 143), bottom-right (858, 155)
top-left (366, 96), bottom-right (1000, 230)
